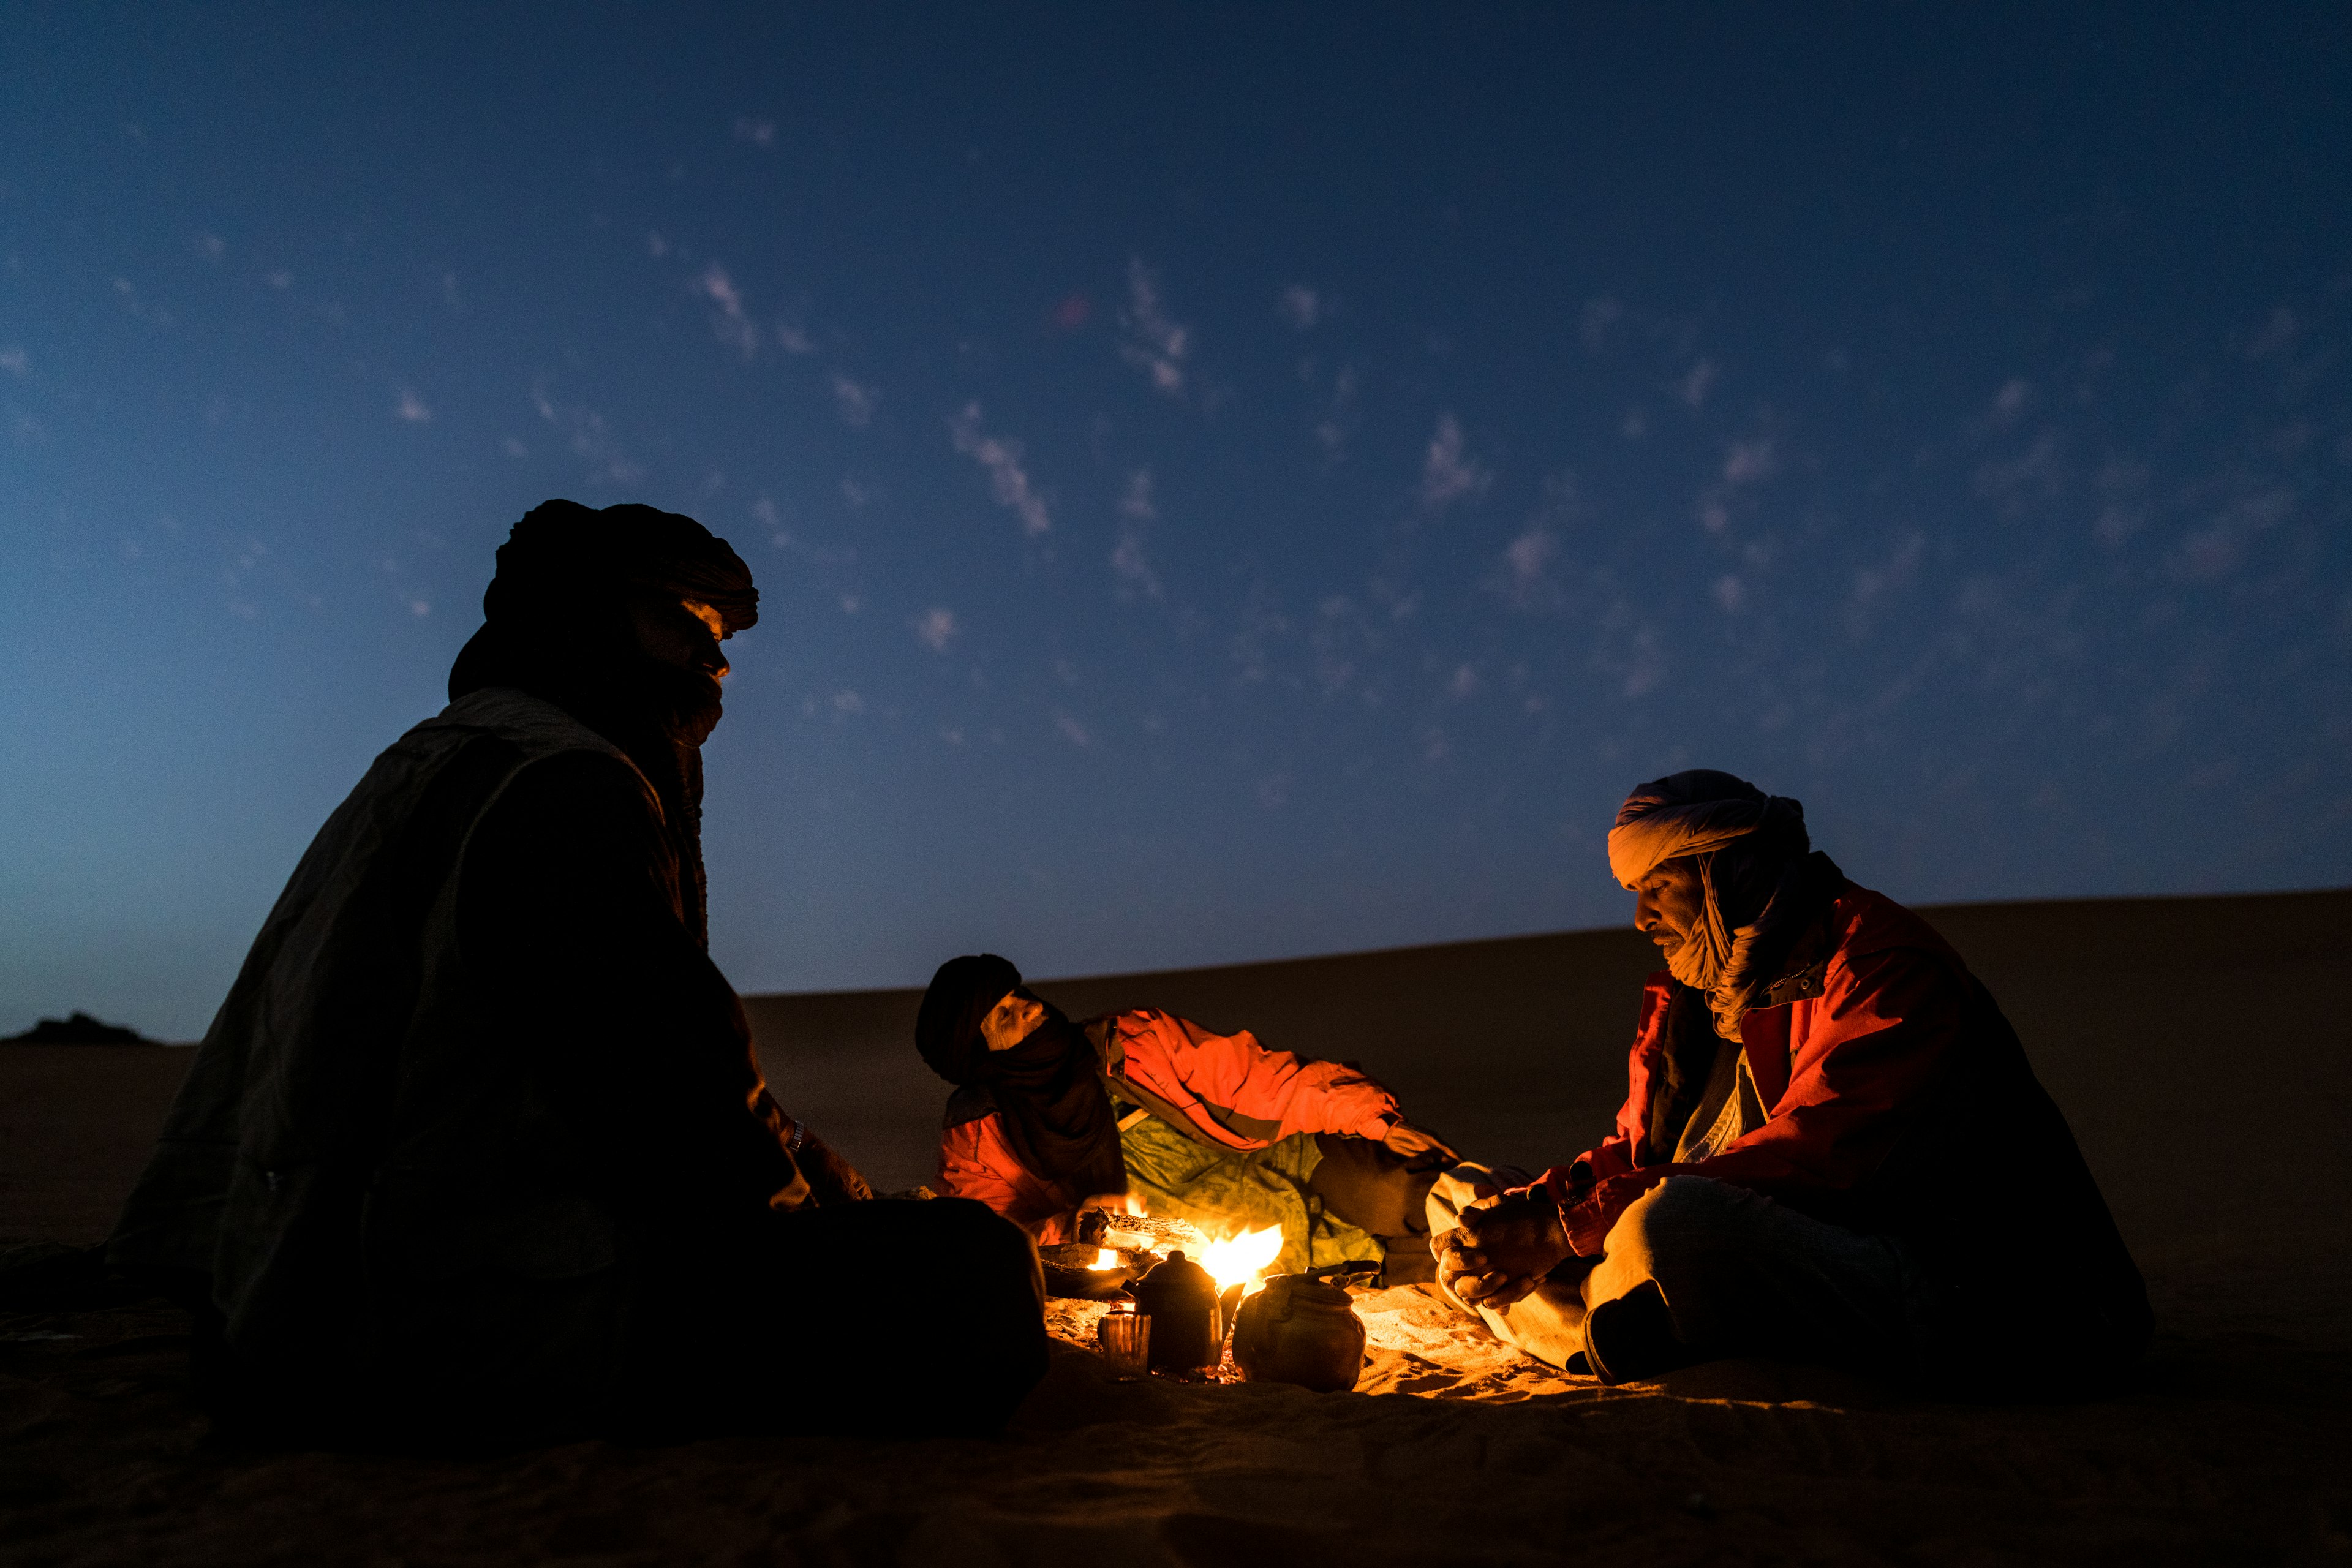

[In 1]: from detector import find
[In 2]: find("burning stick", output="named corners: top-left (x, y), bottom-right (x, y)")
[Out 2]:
top-left (1077, 1207), bottom-right (1208, 1256)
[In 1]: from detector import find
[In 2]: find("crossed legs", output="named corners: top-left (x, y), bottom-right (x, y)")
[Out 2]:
top-left (1427, 1171), bottom-right (1917, 1378)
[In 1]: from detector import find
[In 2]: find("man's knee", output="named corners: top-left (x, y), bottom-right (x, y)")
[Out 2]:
top-left (1607, 1176), bottom-right (1753, 1262)
top-left (1593, 1176), bottom-right (1765, 1318)
top-left (901, 1198), bottom-right (1045, 1305)
top-left (792, 1197), bottom-right (1044, 1315)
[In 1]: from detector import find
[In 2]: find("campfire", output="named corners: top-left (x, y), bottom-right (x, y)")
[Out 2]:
top-left (1196, 1225), bottom-right (1281, 1297)
top-left (1088, 1210), bottom-right (1283, 1293)
top-left (1048, 1207), bottom-right (1289, 1316)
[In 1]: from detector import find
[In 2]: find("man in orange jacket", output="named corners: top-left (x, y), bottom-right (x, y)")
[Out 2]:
top-left (918, 954), bottom-right (1456, 1280)
top-left (1433, 771), bottom-right (2150, 1390)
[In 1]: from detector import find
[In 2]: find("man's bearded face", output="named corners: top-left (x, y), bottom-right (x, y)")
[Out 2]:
top-left (624, 594), bottom-right (732, 745)
top-left (1634, 859), bottom-right (1708, 965)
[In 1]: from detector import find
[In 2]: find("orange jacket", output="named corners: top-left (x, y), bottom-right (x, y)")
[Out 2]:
top-left (1542, 883), bottom-right (2145, 1327)
top-left (937, 1008), bottom-right (1402, 1242)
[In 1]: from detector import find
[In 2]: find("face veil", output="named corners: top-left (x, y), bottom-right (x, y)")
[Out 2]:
top-left (917, 956), bottom-right (1126, 1202)
top-left (447, 500), bottom-right (757, 948)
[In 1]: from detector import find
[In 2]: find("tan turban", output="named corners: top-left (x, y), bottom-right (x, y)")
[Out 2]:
top-left (1608, 774), bottom-right (1797, 889)
top-left (1608, 771), bottom-right (1813, 1036)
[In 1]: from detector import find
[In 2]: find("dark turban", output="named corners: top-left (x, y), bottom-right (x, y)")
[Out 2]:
top-left (916, 954), bottom-right (1126, 1204)
top-left (448, 500), bottom-right (758, 948)
top-left (1610, 770), bottom-right (1836, 1039)
top-left (916, 954), bottom-right (1025, 1087)
top-left (476, 499), bottom-right (758, 638)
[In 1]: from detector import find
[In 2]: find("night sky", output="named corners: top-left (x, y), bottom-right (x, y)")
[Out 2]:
top-left (4, 5), bottom-right (2348, 1039)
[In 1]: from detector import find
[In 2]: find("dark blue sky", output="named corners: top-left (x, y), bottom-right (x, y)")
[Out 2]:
top-left (5, 4), bottom-right (2348, 1038)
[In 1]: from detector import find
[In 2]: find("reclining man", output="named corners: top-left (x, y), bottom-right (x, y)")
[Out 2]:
top-left (108, 501), bottom-right (1047, 1444)
top-left (919, 955), bottom-right (1455, 1282)
top-left (1433, 770), bottom-right (2150, 1390)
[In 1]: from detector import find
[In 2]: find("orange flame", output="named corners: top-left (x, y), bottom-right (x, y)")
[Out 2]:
top-left (1195, 1225), bottom-right (1282, 1294)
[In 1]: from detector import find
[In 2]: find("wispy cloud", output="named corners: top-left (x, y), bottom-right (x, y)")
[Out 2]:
top-left (2245, 306), bottom-right (2301, 360)
top-left (1580, 296), bottom-right (1624, 350)
top-left (394, 389), bottom-right (432, 424)
top-left (1278, 285), bottom-right (1322, 330)
top-left (0, 346), bottom-right (27, 377)
top-left (1052, 709), bottom-right (1092, 748)
top-left (913, 607), bottom-right (958, 652)
top-left (1493, 523), bottom-right (1562, 610)
top-left (2170, 485), bottom-right (2296, 581)
top-left (695, 263), bottom-right (760, 358)
top-left (1112, 468), bottom-right (1161, 598)
top-left (1599, 598), bottom-right (1667, 700)
top-left (947, 402), bottom-right (1050, 535)
top-left (1316, 364), bottom-right (1358, 462)
top-left (1693, 426), bottom-right (1782, 533)
top-left (1120, 257), bottom-right (1189, 396)
top-left (1722, 437), bottom-right (1777, 486)
top-left (1118, 467), bottom-right (1158, 522)
top-left (1846, 530), bottom-right (1928, 638)
top-left (733, 116), bottom-right (776, 148)
top-left (1230, 582), bottom-right (1287, 684)
top-left (1973, 429), bottom-right (2066, 513)
top-left (1488, 481), bottom-right (1594, 616)
top-left (831, 373), bottom-right (878, 429)
top-left (1420, 413), bottom-right (1492, 509)
top-left (1308, 594), bottom-right (1377, 698)
top-left (2093, 458), bottom-right (2149, 547)
top-left (532, 378), bottom-right (643, 484)
top-left (1679, 360), bottom-right (1719, 409)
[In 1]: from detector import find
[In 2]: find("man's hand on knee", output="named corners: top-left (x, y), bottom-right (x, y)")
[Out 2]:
top-left (795, 1129), bottom-right (873, 1205)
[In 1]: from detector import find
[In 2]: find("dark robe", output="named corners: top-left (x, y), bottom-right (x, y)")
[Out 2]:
top-left (109, 688), bottom-right (1044, 1442)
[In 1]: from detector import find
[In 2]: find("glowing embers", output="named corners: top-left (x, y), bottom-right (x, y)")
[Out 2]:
top-left (1089, 1248), bottom-right (1123, 1271)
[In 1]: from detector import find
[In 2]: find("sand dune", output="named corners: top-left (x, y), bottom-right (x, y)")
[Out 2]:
top-left (2, 889), bottom-right (2347, 1563)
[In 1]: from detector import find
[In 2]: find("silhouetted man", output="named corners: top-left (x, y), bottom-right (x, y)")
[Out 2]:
top-left (1431, 770), bottom-right (2150, 1390)
top-left (110, 501), bottom-right (1046, 1442)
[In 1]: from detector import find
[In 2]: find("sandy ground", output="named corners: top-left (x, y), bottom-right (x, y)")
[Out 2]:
top-left (3, 889), bottom-right (2348, 1564)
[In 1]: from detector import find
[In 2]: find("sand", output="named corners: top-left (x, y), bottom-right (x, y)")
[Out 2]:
top-left (3, 889), bottom-right (2348, 1564)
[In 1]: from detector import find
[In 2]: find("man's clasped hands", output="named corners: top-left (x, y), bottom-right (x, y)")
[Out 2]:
top-left (1431, 1182), bottom-right (1583, 1308)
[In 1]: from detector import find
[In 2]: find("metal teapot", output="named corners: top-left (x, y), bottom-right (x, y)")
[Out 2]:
top-left (1126, 1249), bottom-right (1223, 1371)
top-left (1230, 1272), bottom-right (1366, 1392)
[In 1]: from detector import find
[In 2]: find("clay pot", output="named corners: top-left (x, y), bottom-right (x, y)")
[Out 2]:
top-left (1230, 1274), bottom-right (1365, 1392)
top-left (1127, 1249), bottom-right (1222, 1371)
